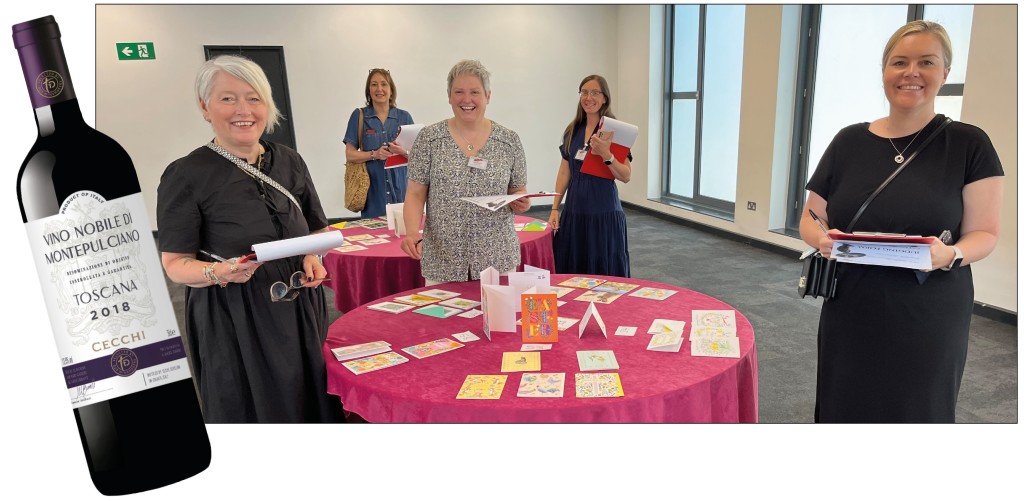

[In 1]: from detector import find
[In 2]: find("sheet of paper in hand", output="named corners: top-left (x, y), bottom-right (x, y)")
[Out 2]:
top-left (830, 239), bottom-right (932, 270)
top-left (460, 191), bottom-right (559, 211)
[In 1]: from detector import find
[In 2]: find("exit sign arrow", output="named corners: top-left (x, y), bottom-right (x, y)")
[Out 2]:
top-left (116, 42), bottom-right (155, 61)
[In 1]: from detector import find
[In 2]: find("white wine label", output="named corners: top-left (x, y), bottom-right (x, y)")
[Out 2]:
top-left (26, 192), bottom-right (191, 409)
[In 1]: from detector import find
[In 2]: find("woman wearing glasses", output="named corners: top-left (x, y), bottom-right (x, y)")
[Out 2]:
top-left (550, 75), bottom-right (632, 277)
top-left (343, 68), bottom-right (415, 217)
top-left (157, 55), bottom-right (342, 423)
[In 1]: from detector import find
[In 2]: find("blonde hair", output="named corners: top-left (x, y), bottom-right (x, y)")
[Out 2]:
top-left (446, 59), bottom-right (491, 96)
top-left (195, 55), bottom-right (282, 133)
top-left (882, 20), bottom-right (953, 71)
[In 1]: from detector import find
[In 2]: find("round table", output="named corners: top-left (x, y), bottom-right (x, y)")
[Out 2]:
top-left (323, 215), bottom-right (554, 312)
top-left (322, 274), bottom-right (758, 422)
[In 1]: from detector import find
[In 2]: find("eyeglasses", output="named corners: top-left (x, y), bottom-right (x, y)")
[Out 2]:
top-left (579, 90), bottom-right (604, 98)
top-left (369, 68), bottom-right (391, 75)
top-left (270, 271), bottom-right (331, 302)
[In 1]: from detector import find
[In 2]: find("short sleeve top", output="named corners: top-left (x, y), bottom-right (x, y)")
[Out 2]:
top-left (343, 106), bottom-right (414, 153)
top-left (407, 120), bottom-right (528, 282)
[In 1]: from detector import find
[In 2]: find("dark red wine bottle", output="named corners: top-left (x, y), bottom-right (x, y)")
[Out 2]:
top-left (14, 16), bottom-right (210, 496)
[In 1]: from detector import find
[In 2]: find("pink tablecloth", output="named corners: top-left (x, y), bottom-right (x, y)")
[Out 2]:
top-left (323, 274), bottom-right (758, 423)
top-left (323, 216), bottom-right (554, 312)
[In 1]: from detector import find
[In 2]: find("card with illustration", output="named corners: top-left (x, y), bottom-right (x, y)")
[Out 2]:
top-left (401, 338), bottom-right (465, 359)
top-left (456, 375), bottom-right (508, 400)
top-left (367, 301), bottom-right (416, 314)
top-left (691, 337), bottom-right (741, 358)
top-left (336, 244), bottom-right (367, 253)
top-left (614, 326), bottom-right (637, 337)
top-left (575, 373), bottom-right (624, 398)
top-left (647, 330), bottom-right (684, 352)
top-left (574, 290), bottom-right (624, 305)
top-left (457, 309), bottom-right (484, 319)
top-left (521, 292), bottom-right (558, 343)
top-left (558, 277), bottom-right (607, 289)
top-left (357, 219), bottom-right (389, 230)
top-left (344, 233), bottom-right (376, 241)
top-left (520, 220), bottom-right (548, 232)
top-left (690, 325), bottom-right (738, 340)
top-left (576, 350), bottom-right (619, 371)
top-left (629, 287), bottom-right (679, 301)
top-left (420, 289), bottom-right (461, 300)
top-left (593, 281), bottom-right (639, 294)
top-left (648, 319), bottom-right (686, 335)
top-left (517, 372), bottom-right (565, 397)
top-left (452, 331), bottom-right (481, 342)
top-left (393, 293), bottom-right (444, 307)
top-left (413, 305), bottom-right (463, 319)
top-left (330, 221), bottom-right (351, 230)
top-left (342, 351), bottom-right (409, 375)
top-left (520, 344), bottom-right (552, 351)
top-left (501, 351), bottom-right (541, 372)
top-left (439, 297), bottom-right (481, 310)
top-left (691, 310), bottom-right (737, 331)
top-left (331, 340), bottom-right (391, 361)
top-left (359, 238), bottom-right (391, 246)
top-left (547, 286), bottom-right (576, 298)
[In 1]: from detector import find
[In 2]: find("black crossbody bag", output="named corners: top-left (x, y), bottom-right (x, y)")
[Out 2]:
top-left (799, 117), bottom-right (952, 300)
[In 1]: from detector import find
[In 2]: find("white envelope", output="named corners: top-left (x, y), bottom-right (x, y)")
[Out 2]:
top-left (578, 302), bottom-right (608, 338)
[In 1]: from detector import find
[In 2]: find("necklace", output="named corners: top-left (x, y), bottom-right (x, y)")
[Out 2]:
top-left (452, 121), bottom-right (479, 152)
top-left (888, 126), bottom-right (925, 164)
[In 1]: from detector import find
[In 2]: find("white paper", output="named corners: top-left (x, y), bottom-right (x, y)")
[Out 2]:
top-left (457, 309), bottom-right (484, 319)
top-left (385, 203), bottom-right (403, 231)
top-left (330, 341), bottom-right (392, 361)
top-left (599, 116), bottom-right (640, 148)
top-left (614, 326), bottom-right (637, 337)
top-left (251, 231), bottom-right (345, 262)
top-left (460, 192), bottom-right (560, 212)
top-left (830, 240), bottom-right (932, 269)
top-left (520, 344), bottom-right (552, 351)
top-left (393, 123), bottom-right (425, 151)
top-left (648, 319), bottom-right (686, 335)
top-left (482, 284), bottom-right (518, 334)
top-left (509, 265), bottom-right (551, 296)
top-left (646, 331), bottom-right (684, 352)
top-left (452, 331), bottom-right (481, 342)
top-left (578, 302), bottom-right (608, 338)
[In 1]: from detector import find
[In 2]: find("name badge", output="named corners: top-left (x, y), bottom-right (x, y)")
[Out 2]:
top-left (574, 149), bottom-right (587, 161)
top-left (468, 156), bottom-right (489, 169)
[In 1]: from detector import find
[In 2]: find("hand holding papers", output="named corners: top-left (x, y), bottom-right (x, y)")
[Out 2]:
top-left (383, 123), bottom-right (424, 169)
top-left (830, 232), bottom-right (934, 270)
top-left (243, 231), bottom-right (345, 262)
top-left (581, 116), bottom-right (639, 179)
top-left (460, 192), bottom-right (559, 212)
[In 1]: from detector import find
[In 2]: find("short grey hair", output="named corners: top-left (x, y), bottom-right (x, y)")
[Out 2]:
top-left (195, 55), bottom-right (282, 133)
top-left (446, 59), bottom-right (491, 96)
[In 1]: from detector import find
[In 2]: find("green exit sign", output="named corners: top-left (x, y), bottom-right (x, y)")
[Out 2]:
top-left (116, 42), bottom-right (155, 61)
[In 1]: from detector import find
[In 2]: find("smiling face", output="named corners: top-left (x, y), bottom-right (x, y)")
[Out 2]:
top-left (201, 72), bottom-right (267, 154)
top-left (883, 33), bottom-right (949, 114)
top-left (448, 74), bottom-right (489, 123)
top-left (579, 78), bottom-right (607, 115)
top-left (367, 71), bottom-right (392, 107)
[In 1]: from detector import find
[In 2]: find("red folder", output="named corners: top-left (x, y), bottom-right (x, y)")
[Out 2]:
top-left (580, 143), bottom-right (630, 179)
top-left (383, 154), bottom-right (408, 169)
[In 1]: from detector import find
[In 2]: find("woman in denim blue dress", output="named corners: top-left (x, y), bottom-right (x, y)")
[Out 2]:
top-left (343, 68), bottom-right (415, 218)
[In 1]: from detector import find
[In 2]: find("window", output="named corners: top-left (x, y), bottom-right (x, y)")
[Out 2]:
top-left (785, 5), bottom-right (974, 231)
top-left (664, 4), bottom-right (747, 216)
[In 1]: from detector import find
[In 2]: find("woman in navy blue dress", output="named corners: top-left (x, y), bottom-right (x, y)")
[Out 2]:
top-left (550, 75), bottom-right (631, 277)
top-left (343, 68), bottom-right (414, 218)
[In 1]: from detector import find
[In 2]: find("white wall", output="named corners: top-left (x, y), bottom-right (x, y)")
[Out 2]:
top-left (95, 4), bottom-right (618, 223)
top-left (617, 4), bottom-right (1017, 313)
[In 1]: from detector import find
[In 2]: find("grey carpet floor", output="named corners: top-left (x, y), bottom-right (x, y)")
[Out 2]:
top-left (163, 206), bottom-right (1017, 423)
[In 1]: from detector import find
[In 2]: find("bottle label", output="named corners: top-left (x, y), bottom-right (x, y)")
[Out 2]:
top-left (25, 192), bottom-right (192, 409)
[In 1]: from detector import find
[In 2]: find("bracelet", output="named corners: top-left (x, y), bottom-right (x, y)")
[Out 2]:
top-left (203, 263), bottom-right (226, 288)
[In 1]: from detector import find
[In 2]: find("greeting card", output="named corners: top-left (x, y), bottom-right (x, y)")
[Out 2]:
top-left (456, 375), bottom-right (508, 400)
top-left (691, 337), bottom-right (741, 358)
top-left (367, 301), bottom-right (416, 314)
top-left (558, 277), bottom-right (607, 289)
top-left (629, 287), bottom-right (678, 301)
top-left (517, 372), bottom-right (565, 397)
top-left (575, 373), bottom-right (624, 398)
top-left (521, 292), bottom-right (558, 343)
top-left (401, 338), bottom-right (465, 359)
top-left (573, 290), bottom-right (624, 305)
top-left (501, 351), bottom-right (541, 372)
top-left (593, 281), bottom-right (639, 294)
top-left (331, 340), bottom-right (391, 361)
top-left (576, 350), bottom-right (619, 371)
top-left (342, 352), bottom-right (409, 375)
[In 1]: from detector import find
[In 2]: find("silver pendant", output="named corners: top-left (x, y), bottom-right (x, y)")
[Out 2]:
top-left (894, 154), bottom-right (904, 164)
top-left (467, 144), bottom-right (474, 151)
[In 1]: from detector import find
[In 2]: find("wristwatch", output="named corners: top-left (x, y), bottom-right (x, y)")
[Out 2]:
top-left (941, 246), bottom-right (963, 271)
top-left (602, 155), bottom-right (613, 165)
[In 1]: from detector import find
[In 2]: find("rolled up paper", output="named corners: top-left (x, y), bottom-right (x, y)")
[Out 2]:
top-left (249, 232), bottom-right (345, 262)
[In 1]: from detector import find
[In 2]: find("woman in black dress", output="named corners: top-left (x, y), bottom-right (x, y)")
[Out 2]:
top-left (799, 21), bottom-right (1003, 422)
top-left (157, 55), bottom-right (342, 423)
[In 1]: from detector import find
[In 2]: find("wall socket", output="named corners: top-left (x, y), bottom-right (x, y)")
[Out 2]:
top-left (746, 201), bottom-right (757, 211)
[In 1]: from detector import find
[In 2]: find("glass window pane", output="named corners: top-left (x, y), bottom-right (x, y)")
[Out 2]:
top-left (935, 95), bottom-right (962, 121)
top-left (669, 99), bottom-right (696, 198)
top-left (805, 5), bottom-right (908, 185)
top-left (924, 5), bottom-right (973, 85)
top-left (672, 5), bottom-right (700, 93)
top-left (698, 5), bottom-right (745, 203)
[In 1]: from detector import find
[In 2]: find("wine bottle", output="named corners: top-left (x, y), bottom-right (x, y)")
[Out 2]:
top-left (14, 16), bottom-right (211, 495)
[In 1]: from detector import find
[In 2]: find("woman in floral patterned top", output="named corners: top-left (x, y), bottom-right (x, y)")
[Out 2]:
top-left (400, 60), bottom-right (530, 284)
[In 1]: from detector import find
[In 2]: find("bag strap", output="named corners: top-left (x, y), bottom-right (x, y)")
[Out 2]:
top-left (205, 142), bottom-right (303, 214)
top-left (357, 108), bottom-right (365, 151)
top-left (846, 117), bottom-right (952, 232)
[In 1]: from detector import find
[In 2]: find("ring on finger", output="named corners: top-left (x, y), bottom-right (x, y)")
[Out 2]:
top-left (244, 271), bottom-right (251, 278)
top-left (230, 263), bottom-right (238, 273)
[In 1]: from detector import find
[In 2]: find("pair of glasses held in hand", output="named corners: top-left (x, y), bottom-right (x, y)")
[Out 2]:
top-left (270, 271), bottom-right (331, 302)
